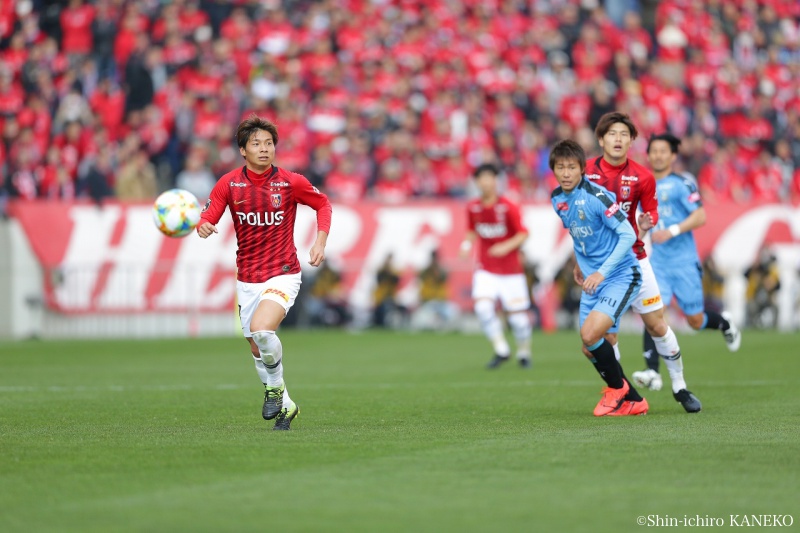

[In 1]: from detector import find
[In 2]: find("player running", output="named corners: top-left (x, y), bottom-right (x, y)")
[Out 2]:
top-left (461, 163), bottom-right (533, 369)
top-left (550, 139), bottom-right (646, 416)
top-left (632, 133), bottom-right (742, 391)
top-left (581, 112), bottom-right (700, 413)
top-left (197, 115), bottom-right (332, 430)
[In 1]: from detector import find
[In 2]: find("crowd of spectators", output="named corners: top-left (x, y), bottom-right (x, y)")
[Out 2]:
top-left (1, 0), bottom-right (799, 210)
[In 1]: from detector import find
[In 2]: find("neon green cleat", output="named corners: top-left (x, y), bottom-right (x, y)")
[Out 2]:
top-left (273, 402), bottom-right (299, 431)
top-left (262, 384), bottom-right (285, 420)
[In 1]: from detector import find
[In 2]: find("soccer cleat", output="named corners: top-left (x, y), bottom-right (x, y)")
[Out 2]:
top-left (518, 357), bottom-right (532, 369)
top-left (607, 398), bottom-right (649, 416)
top-left (673, 389), bottom-right (702, 413)
top-left (486, 354), bottom-right (510, 369)
top-left (632, 369), bottom-right (663, 391)
top-left (593, 379), bottom-right (630, 416)
top-left (273, 402), bottom-right (299, 430)
top-left (262, 384), bottom-right (285, 420)
top-left (721, 311), bottom-right (741, 352)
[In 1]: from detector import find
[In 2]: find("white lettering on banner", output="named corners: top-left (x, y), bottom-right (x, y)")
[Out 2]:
top-left (349, 207), bottom-right (453, 308)
top-left (294, 205), bottom-right (362, 261)
top-left (153, 216), bottom-right (237, 310)
top-left (56, 206), bottom-right (162, 310)
top-left (713, 205), bottom-right (800, 330)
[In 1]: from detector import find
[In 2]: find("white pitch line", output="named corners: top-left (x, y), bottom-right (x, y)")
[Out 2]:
top-left (0, 380), bottom-right (792, 394)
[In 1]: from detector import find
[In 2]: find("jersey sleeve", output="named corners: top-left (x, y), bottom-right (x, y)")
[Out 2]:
top-left (592, 189), bottom-right (627, 231)
top-left (506, 201), bottom-right (528, 236)
top-left (639, 171), bottom-right (659, 226)
top-left (198, 177), bottom-right (229, 228)
top-left (292, 173), bottom-right (332, 234)
top-left (466, 204), bottom-right (475, 231)
top-left (679, 177), bottom-right (703, 214)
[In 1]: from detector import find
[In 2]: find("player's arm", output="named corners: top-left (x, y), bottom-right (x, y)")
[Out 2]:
top-left (582, 195), bottom-right (634, 294)
top-left (583, 221), bottom-right (636, 295)
top-left (292, 173), bottom-right (332, 267)
top-left (460, 230), bottom-right (477, 258)
top-left (488, 202), bottom-right (528, 257)
top-left (652, 182), bottom-right (705, 244)
top-left (197, 179), bottom-right (228, 238)
top-left (636, 173), bottom-right (660, 234)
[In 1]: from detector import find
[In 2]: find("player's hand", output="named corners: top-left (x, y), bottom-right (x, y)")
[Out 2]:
top-left (197, 222), bottom-right (218, 238)
top-left (582, 272), bottom-right (605, 295)
top-left (488, 242), bottom-right (509, 257)
top-left (651, 229), bottom-right (672, 244)
top-left (637, 212), bottom-right (654, 232)
top-left (573, 262), bottom-right (585, 285)
top-left (309, 243), bottom-right (325, 267)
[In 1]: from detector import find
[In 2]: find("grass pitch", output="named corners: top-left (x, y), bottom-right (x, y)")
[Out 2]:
top-left (1, 330), bottom-right (798, 532)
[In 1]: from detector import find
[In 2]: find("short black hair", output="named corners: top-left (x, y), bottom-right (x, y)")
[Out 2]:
top-left (549, 139), bottom-right (586, 172)
top-left (473, 163), bottom-right (499, 179)
top-left (236, 114), bottom-right (279, 149)
top-left (647, 132), bottom-right (681, 154)
top-left (595, 111), bottom-right (638, 140)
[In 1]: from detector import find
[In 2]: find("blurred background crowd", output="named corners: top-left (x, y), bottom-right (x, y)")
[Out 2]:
top-left (0, 0), bottom-right (799, 211)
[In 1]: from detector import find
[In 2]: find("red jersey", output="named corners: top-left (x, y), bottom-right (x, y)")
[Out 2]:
top-left (466, 196), bottom-right (527, 275)
top-left (584, 156), bottom-right (659, 260)
top-left (200, 165), bottom-right (332, 283)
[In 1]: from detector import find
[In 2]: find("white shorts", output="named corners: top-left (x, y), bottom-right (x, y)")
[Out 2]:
top-left (472, 270), bottom-right (531, 312)
top-left (237, 273), bottom-right (302, 337)
top-left (630, 257), bottom-right (664, 315)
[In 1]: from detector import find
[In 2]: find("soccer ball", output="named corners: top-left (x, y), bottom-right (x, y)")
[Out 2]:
top-left (152, 189), bottom-right (202, 238)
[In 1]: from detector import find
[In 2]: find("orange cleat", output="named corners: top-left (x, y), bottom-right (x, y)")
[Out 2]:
top-left (593, 379), bottom-right (630, 416)
top-left (607, 398), bottom-right (649, 416)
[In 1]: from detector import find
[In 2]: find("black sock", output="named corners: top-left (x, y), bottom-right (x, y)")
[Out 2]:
top-left (620, 365), bottom-right (643, 401)
top-left (642, 330), bottom-right (660, 372)
top-left (588, 340), bottom-right (624, 388)
top-left (704, 310), bottom-right (729, 331)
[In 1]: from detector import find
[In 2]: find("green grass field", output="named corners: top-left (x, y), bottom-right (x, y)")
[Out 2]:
top-left (1, 330), bottom-right (799, 532)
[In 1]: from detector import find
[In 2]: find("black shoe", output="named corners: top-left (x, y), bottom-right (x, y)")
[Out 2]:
top-left (486, 354), bottom-right (510, 369)
top-left (673, 389), bottom-right (702, 413)
top-left (262, 384), bottom-right (285, 420)
top-left (273, 403), bottom-right (299, 430)
top-left (519, 358), bottom-right (532, 369)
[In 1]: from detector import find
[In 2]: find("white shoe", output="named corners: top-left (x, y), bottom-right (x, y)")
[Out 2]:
top-left (721, 311), bottom-right (741, 352)
top-left (632, 369), bottom-right (663, 391)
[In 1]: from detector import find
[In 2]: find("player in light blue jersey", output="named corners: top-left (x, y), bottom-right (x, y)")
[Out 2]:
top-left (633, 133), bottom-right (742, 392)
top-left (550, 139), bottom-right (647, 416)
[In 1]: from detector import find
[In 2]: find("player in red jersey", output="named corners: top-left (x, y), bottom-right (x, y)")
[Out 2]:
top-left (461, 164), bottom-right (532, 369)
top-left (578, 112), bottom-right (700, 413)
top-left (197, 115), bottom-right (332, 430)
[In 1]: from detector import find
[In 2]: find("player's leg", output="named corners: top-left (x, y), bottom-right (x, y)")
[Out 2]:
top-left (602, 329), bottom-right (646, 403)
top-left (632, 264), bottom-right (674, 390)
top-left (632, 258), bottom-right (699, 408)
top-left (249, 274), bottom-right (302, 429)
top-left (237, 281), bottom-right (278, 419)
top-left (498, 273), bottom-right (533, 368)
top-left (676, 264), bottom-right (742, 352)
top-left (580, 268), bottom-right (644, 416)
top-left (472, 270), bottom-right (511, 368)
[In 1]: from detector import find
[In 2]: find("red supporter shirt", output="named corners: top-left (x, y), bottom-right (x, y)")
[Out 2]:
top-left (466, 196), bottom-right (527, 275)
top-left (200, 165), bottom-right (332, 283)
top-left (584, 156), bottom-right (658, 260)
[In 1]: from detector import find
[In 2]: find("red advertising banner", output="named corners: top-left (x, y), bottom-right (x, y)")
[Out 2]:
top-left (8, 200), bottom-right (800, 314)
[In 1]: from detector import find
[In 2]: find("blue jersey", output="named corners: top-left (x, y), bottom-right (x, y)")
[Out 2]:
top-left (551, 178), bottom-right (638, 280)
top-left (650, 173), bottom-right (702, 271)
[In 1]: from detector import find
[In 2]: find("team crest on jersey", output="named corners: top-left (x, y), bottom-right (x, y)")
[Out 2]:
top-left (578, 209), bottom-right (585, 220)
top-left (621, 185), bottom-right (630, 199)
top-left (271, 193), bottom-right (282, 208)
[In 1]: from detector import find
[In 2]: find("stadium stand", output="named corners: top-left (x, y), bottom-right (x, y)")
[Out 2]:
top-left (0, 0), bottom-right (798, 211)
